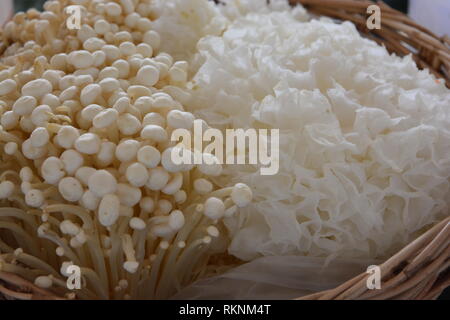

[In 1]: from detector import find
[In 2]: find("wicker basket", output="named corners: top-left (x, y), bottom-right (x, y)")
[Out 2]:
top-left (1, 0), bottom-right (449, 300)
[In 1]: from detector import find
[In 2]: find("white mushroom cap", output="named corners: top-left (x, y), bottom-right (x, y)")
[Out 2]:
top-left (136, 65), bottom-right (159, 87)
top-left (59, 220), bottom-right (81, 236)
top-left (174, 190), bottom-right (187, 204)
top-left (123, 261), bottom-right (139, 274)
top-left (68, 50), bottom-right (94, 69)
top-left (157, 199), bottom-right (172, 215)
top-left (34, 276), bottom-right (53, 289)
top-left (25, 189), bottom-right (45, 208)
top-left (129, 217), bottom-right (146, 230)
top-left (80, 190), bottom-right (100, 211)
top-left (206, 225), bottom-right (220, 238)
top-left (96, 141), bottom-right (116, 167)
top-left (1, 111), bottom-right (19, 130)
top-left (88, 169), bottom-right (118, 197)
top-left (13, 96), bottom-right (37, 116)
top-left (98, 194), bottom-right (120, 227)
top-left (41, 156), bottom-right (65, 184)
top-left (58, 177), bottom-right (84, 202)
top-left (125, 162), bottom-right (148, 187)
top-left (75, 133), bottom-right (101, 155)
top-left (167, 110), bottom-right (195, 129)
top-left (60, 149), bottom-right (84, 175)
top-left (30, 127), bottom-right (50, 148)
top-left (198, 153), bottom-right (222, 176)
top-left (80, 84), bottom-right (102, 106)
top-left (140, 125), bottom-right (168, 142)
top-left (137, 145), bottom-right (161, 168)
top-left (75, 166), bottom-right (97, 186)
top-left (22, 139), bottom-right (47, 160)
top-left (81, 104), bottom-right (103, 122)
top-left (0, 181), bottom-right (15, 199)
top-left (117, 183), bottom-right (142, 207)
top-left (161, 147), bottom-right (194, 173)
top-left (56, 125), bottom-right (80, 149)
top-left (139, 197), bottom-right (154, 213)
top-left (142, 112), bottom-right (165, 127)
top-left (117, 113), bottom-right (142, 136)
top-left (115, 140), bottom-right (140, 162)
top-left (162, 172), bottom-right (183, 195)
top-left (146, 167), bottom-right (170, 191)
top-left (22, 79), bottom-right (52, 98)
top-left (31, 105), bottom-right (52, 127)
top-left (193, 178), bottom-right (213, 195)
top-left (19, 167), bottom-right (34, 182)
top-left (4, 142), bottom-right (18, 155)
top-left (93, 108), bottom-right (119, 129)
top-left (168, 210), bottom-right (185, 231)
top-left (204, 197), bottom-right (225, 220)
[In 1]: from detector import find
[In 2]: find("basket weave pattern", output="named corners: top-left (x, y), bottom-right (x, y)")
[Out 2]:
top-left (1, 0), bottom-right (449, 300)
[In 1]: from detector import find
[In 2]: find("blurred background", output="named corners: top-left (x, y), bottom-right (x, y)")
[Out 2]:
top-left (0, 0), bottom-right (449, 300)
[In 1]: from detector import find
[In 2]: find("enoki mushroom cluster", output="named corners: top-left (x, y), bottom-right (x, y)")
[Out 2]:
top-left (0, 0), bottom-right (252, 299)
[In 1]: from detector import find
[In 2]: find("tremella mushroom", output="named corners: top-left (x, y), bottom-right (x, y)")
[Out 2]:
top-left (0, 0), bottom-right (252, 299)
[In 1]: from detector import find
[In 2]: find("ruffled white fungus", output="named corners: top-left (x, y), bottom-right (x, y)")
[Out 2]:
top-left (187, 2), bottom-right (450, 261)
